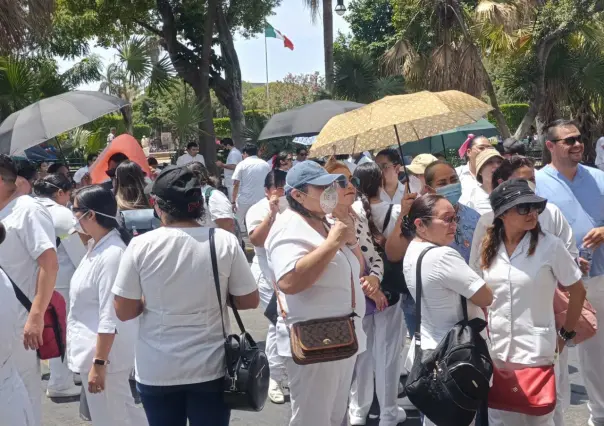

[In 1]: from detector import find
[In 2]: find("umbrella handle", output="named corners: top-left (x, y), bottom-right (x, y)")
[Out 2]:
top-left (394, 126), bottom-right (410, 192)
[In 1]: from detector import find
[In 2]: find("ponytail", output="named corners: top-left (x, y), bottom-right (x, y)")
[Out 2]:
top-left (481, 219), bottom-right (544, 269)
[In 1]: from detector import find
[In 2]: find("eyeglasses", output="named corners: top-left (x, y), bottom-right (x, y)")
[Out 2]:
top-left (515, 202), bottom-right (546, 216)
top-left (551, 136), bottom-right (583, 146)
top-left (427, 215), bottom-right (459, 225)
top-left (71, 207), bottom-right (89, 213)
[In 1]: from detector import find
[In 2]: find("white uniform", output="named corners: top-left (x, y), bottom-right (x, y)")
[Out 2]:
top-left (245, 198), bottom-right (287, 383)
top-left (456, 164), bottom-right (480, 205)
top-left (463, 185), bottom-right (492, 215)
top-left (67, 230), bottom-right (145, 426)
top-left (266, 209), bottom-right (367, 426)
top-left (379, 181), bottom-right (406, 204)
top-left (470, 202), bottom-right (578, 425)
top-left (232, 156), bottom-right (271, 232)
top-left (0, 195), bottom-right (56, 426)
top-left (37, 198), bottom-right (86, 393)
top-left (478, 232), bottom-right (582, 426)
top-left (199, 184), bottom-right (235, 228)
top-left (348, 201), bottom-right (404, 426)
top-left (0, 268), bottom-right (35, 426)
top-left (224, 147), bottom-right (243, 200)
top-left (175, 152), bottom-right (205, 166)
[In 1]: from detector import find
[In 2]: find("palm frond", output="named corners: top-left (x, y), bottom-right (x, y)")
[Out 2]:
top-left (381, 38), bottom-right (419, 76)
top-left (168, 97), bottom-right (206, 148)
top-left (117, 36), bottom-right (152, 86)
top-left (303, 0), bottom-right (321, 23)
top-left (61, 54), bottom-right (103, 89)
top-left (148, 55), bottom-right (175, 95)
top-left (0, 0), bottom-right (55, 52)
top-left (0, 56), bottom-right (36, 110)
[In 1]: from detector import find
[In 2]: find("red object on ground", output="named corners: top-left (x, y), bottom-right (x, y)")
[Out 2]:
top-left (89, 134), bottom-right (152, 184)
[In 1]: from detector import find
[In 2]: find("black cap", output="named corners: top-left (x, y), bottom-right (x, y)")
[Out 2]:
top-left (490, 178), bottom-right (547, 218)
top-left (151, 165), bottom-right (201, 206)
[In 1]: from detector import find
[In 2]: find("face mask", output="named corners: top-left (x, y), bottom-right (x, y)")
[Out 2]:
top-left (278, 196), bottom-right (288, 213)
top-left (74, 212), bottom-right (88, 235)
top-left (436, 182), bottom-right (463, 206)
top-left (319, 185), bottom-right (339, 214)
top-left (527, 180), bottom-right (537, 192)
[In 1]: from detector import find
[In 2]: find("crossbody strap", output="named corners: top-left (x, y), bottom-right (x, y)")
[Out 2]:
top-left (0, 265), bottom-right (32, 312)
top-left (209, 228), bottom-right (246, 337)
top-left (382, 205), bottom-right (394, 235)
top-left (414, 245), bottom-right (468, 347)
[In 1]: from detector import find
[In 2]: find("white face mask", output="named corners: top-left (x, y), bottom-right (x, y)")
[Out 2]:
top-left (73, 213), bottom-right (88, 235)
top-left (278, 196), bottom-right (289, 213)
top-left (319, 185), bottom-right (339, 214)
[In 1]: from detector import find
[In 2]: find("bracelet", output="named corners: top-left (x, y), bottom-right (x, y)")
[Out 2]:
top-left (347, 241), bottom-right (360, 250)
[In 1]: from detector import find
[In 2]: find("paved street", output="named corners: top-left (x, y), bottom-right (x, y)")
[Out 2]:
top-left (43, 307), bottom-right (591, 426)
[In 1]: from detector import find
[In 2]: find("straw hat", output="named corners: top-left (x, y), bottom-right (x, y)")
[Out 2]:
top-left (475, 148), bottom-right (503, 183)
top-left (406, 154), bottom-right (439, 175)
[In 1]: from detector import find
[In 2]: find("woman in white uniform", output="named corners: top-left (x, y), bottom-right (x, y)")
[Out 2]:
top-left (462, 148), bottom-right (503, 214)
top-left (477, 179), bottom-right (586, 426)
top-left (0, 223), bottom-right (35, 426)
top-left (245, 169), bottom-right (288, 404)
top-left (67, 186), bottom-right (145, 426)
top-left (402, 194), bottom-right (494, 426)
top-left (265, 161), bottom-right (367, 426)
top-left (33, 174), bottom-right (85, 398)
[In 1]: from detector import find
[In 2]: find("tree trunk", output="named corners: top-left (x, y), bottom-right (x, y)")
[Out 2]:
top-left (121, 105), bottom-right (134, 136)
top-left (212, 2), bottom-right (246, 148)
top-left (323, 0), bottom-right (334, 93)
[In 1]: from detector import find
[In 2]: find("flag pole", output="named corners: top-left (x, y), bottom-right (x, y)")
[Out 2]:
top-left (264, 29), bottom-right (270, 114)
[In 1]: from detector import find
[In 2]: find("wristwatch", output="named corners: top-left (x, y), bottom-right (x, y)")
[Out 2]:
top-left (558, 327), bottom-right (577, 342)
top-left (92, 358), bottom-right (110, 366)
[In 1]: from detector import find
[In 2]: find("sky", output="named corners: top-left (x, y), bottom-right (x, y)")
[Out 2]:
top-left (57, 0), bottom-right (351, 90)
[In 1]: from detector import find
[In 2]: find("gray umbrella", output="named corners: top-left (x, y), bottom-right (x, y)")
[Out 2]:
top-left (0, 91), bottom-right (129, 155)
top-left (258, 100), bottom-right (365, 141)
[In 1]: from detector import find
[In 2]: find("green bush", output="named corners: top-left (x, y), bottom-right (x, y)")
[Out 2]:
top-left (213, 110), bottom-right (271, 138)
top-left (213, 117), bottom-right (231, 138)
top-left (133, 124), bottom-right (151, 141)
top-left (87, 114), bottom-right (127, 135)
top-left (488, 103), bottom-right (529, 131)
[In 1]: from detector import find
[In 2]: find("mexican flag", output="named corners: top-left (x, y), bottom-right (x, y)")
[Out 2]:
top-left (265, 23), bottom-right (294, 50)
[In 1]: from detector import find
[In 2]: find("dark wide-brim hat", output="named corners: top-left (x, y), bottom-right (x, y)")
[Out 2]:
top-left (151, 165), bottom-right (202, 205)
top-left (489, 178), bottom-right (547, 217)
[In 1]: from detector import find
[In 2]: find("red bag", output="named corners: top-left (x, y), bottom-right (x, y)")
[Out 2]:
top-left (488, 364), bottom-right (556, 416)
top-left (5, 269), bottom-right (67, 360)
top-left (554, 287), bottom-right (597, 345)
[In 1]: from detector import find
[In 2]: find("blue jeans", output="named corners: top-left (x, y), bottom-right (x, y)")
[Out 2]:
top-left (137, 378), bottom-right (230, 426)
top-left (401, 292), bottom-right (417, 337)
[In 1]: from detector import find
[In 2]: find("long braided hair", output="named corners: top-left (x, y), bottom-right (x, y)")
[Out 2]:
top-left (481, 217), bottom-right (543, 269)
top-left (353, 162), bottom-right (384, 242)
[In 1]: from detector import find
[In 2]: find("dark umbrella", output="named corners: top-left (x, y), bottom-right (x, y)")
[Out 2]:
top-left (258, 100), bottom-right (365, 141)
top-left (0, 91), bottom-right (129, 155)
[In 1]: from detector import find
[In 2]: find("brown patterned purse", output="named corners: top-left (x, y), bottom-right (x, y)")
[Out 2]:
top-left (275, 269), bottom-right (359, 365)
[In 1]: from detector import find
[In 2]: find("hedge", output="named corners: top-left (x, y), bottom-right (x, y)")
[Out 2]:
top-left (133, 124), bottom-right (152, 140)
top-left (213, 109), bottom-right (271, 138)
top-left (488, 103), bottom-right (530, 131)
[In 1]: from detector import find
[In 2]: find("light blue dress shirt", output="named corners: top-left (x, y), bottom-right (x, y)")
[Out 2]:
top-left (536, 164), bottom-right (604, 277)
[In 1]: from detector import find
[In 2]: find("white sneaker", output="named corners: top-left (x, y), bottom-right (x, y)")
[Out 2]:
top-left (349, 414), bottom-right (367, 426)
top-left (397, 396), bottom-right (417, 411)
top-left (268, 378), bottom-right (285, 404)
top-left (394, 406), bottom-right (407, 423)
top-left (46, 385), bottom-right (81, 398)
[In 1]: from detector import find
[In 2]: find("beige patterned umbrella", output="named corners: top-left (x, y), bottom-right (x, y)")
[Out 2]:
top-left (309, 90), bottom-right (493, 157)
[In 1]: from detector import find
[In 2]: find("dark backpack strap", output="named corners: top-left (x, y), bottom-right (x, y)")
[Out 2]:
top-left (56, 237), bottom-right (61, 248)
top-left (209, 228), bottom-right (247, 336)
top-left (382, 204), bottom-right (394, 235)
top-left (204, 187), bottom-right (215, 205)
top-left (0, 266), bottom-right (32, 312)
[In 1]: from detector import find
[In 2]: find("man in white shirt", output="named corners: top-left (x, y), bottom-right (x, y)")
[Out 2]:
top-left (231, 143), bottom-right (271, 232)
top-left (595, 136), bottom-right (604, 171)
top-left (107, 127), bottom-right (116, 143)
top-left (0, 155), bottom-right (59, 426)
top-left (176, 142), bottom-right (206, 166)
top-left (73, 152), bottom-right (98, 187)
top-left (215, 138), bottom-right (243, 200)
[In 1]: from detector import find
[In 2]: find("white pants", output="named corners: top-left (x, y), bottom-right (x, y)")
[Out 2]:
top-left (554, 347), bottom-right (569, 426)
top-left (48, 287), bottom-right (74, 391)
top-left (0, 359), bottom-right (35, 426)
top-left (287, 356), bottom-right (357, 426)
top-left (84, 369), bottom-right (148, 426)
top-left (13, 339), bottom-right (41, 426)
top-left (235, 201), bottom-right (254, 233)
top-left (252, 261), bottom-right (286, 382)
top-left (349, 304), bottom-right (405, 426)
top-left (578, 276), bottom-right (604, 424)
top-left (225, 179), bottom-right (234, 201)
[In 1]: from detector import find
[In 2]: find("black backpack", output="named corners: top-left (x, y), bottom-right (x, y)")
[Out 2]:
top-left (404, 246), bottom-right (493, 426)
top-left (375, 204), bottom-right (406, 304)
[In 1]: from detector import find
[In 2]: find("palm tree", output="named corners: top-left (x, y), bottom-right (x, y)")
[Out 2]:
top-left (305, 0), bottom-right (335, 93)
top-left (0, 0), bottom-right (55, 52)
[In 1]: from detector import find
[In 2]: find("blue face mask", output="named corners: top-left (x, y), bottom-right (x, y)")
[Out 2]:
top-left (436, 182), bottom-right (462, 206)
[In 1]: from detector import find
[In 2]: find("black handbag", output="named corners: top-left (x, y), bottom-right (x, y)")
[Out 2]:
top-left (376, 205), bottom-right (406, 303)
top-left (404, 246), bottom-right (493, 426)
top-left (209, 228), bottom-right (269, 411)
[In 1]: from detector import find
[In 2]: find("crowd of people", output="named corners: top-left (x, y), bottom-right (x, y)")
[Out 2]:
top-left (0, 118), bottom-right (603, 426)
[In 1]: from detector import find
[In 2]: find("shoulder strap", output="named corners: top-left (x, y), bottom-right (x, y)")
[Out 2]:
top-left (382, 204), bottom-right (394, 234)
top-left (209, 228), bottom-right (246, 337)
top-left (204, 186), bottom-right (215, 203)
top-left (0, 266), bottom-right (32, 312)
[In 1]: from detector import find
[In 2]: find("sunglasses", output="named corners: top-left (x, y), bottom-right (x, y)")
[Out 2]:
top-left (515, 202), bottom-right (546, 216)
top-left (551, 136), bottom-right (583, 146)
top-left (106, 168), bottom-right (116, 178)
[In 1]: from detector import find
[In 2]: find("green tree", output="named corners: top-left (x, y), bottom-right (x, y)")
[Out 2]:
top-left (243, 73), bottom-right (325, 112)
top-left (343, 0), bottom-right (396, 58)
top-left (0, 0), bottom-right (55, 52)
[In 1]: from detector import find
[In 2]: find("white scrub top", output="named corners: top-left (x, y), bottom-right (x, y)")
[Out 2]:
top-left (265, 208), bottom-right (367, 357)
top-left (479, 232), bottom-right (582, 365)
top-left (199, 185), bottom-right (234, 228)
top-left (224, 147), bottom-right (243, 182)
top-left (379, 181), bottom-right (406, 204)
top-left (456, 164), bottom-right (480, 205)
top-left (176, 153), bottom-right (206, 166)
top-left (67, 230), bottom-right (137, 374)
top-left (463, 185), bottom-right (492, 215)
top-left (245, 197), bottom-right (273, 283)
top-left (112, 227), bottom-right (257, 386)
top-left (232, 156), bottom-right (271, 206)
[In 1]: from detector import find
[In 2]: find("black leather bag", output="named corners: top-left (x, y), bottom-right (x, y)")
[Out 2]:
top-left (209, 228), bottom-right (269, 412)
top-left (404, 246), bottom-right (493, 426)
top-left (376, 205), bottom-right (406, 303)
